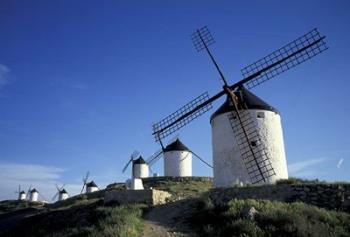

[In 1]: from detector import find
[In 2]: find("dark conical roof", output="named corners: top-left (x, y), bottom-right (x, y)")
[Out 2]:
top-left (210, 86), bottom-right (279, 122)
top-left (30, 188), bottom-right (38, 193)
top-left (20, 191), bottom-right (26, 194)
top-left (59, 189), bottom-right (68, 194)
top-left (86, 181), bottom-right (98, 187)
top-left (133, 156), bottom-right (147, 164)
top-left (164, 138), bottom-right (190, 152)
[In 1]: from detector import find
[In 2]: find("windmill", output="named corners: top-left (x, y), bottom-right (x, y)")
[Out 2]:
top-left (28, 188), bottom-right (47, 202)
top-left (122, 150), bottom-right (149, 179)
top-left (146, 136), bottom-right (213, 177)
top-left (86, 181), bottom-right (99, 193)
top-left (152, 27), bottom-right (328, 187)
top-left (14, 185), bottom-right (26, 200)
top-left (52, 184), bottom-right (69, 202)
top-left (25, 185), bottom-right (32, 201)
top-left (80, 171), bottom-right (90, 194)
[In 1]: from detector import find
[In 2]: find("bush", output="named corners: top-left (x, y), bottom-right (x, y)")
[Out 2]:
top-left (190, 198), bottom-right (350, 237)
top-left (0, 201), bottom-right (145, 237)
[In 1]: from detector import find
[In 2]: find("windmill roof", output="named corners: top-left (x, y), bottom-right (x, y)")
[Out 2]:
top-left (30, 188), bottom-right (38, 193)
top-left (133, 156), bottom-right (147, 164)
top-left (86, 181), bottom-right (98, 187)
top-left (20, 191), bottom-right (26, 194)
top-left (59, 189), bottom-right (68, 194)
top-left (210, 86), bottom-right (279, 122)
top-left (164, 138), bottom-right (190, 152)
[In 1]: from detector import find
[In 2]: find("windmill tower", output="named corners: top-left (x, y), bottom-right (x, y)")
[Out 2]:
top-left (86, 181), bottom-right (99, 193)
top-left (29, 188), bottom-right (39, 202)
top-left (122, 151), bottom-right (149, 179)
top-left (152, 27), bottom-right (328, 187)
top-left (52, 184), bottom-right (69, 202)
top-left (211, 87), bottom-right (288, 186)
top-left (19, 191), bottom-right (26, 200)
top-left (132, 156), bottom-right (149, 178)
top-left (163, 138), bottom-right (192, 177)
top-left (122, 151), bottom-right (147, 190)
top-left (146, 137), bottom-right (213, 177)
top-left (15, 185), bottom-right (26, 200)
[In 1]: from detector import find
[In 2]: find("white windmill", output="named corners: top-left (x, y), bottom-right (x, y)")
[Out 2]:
top-left (80, 171), bottom-right (99, 194)
top-left (122, 151), bottom-right (149, 179)
top-left (151, 27), bottom-right (328, 187)
top-left (29, 188), bottom-right (39, 202)
top-left (122, 151), bottom-right (147, 190)
top-left (146, 137), bottom-right (213, 177)
top-left (14, 185), bottom-right (26, 201)
top-left (86, 181), bottom-right (99, 193)
top-left (52, 184), bottom-right (69, 202)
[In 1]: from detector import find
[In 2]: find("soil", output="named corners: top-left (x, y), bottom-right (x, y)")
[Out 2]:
top-left (142, 199), bottom-right (198, 237)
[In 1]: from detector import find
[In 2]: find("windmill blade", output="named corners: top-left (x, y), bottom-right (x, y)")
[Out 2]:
top-left (224, 87), bottom-right (275, 184)
top-left (122, 157), bottom-right (133, 173)
top-left (55, 184), bottom-right (60, 192)
top-left (80, 183), bottom-right (86, 194)
top-left (84, 171), bottom-right (90, 183)
top-left (146, 149), bottom-right (163, 167)
top-left (26, 185), bottom-right (32, 200)
top-left (52, 192), bottom-right (59, 201)
top-left (80, 171), bottom-right (90, 194)
top-left (152, 91), bottom-right (220, 141)
top-left (190, 150), bottom-right (213, 169)
top-left (237, 28), bottom-right (328, 90)
top-left (18, 185), bottom-right (21, 193)
top-left (131, 150), bottom-right (140, 159)
top-left (38, 192), bottom-right (47, 202)
top-left (191, 26), bottom-right (215, 52)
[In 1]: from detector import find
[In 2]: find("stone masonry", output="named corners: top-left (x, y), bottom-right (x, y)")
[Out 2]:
top-left (209, 183), bottom-right (350, 212)
top-left (104, 189), bottom-right (171, 205)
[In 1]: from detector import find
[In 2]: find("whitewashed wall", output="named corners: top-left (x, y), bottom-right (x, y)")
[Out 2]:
top-left (211, 109), bottom-right (288, 187)
top-left (19, 193), bottom-right (26, 200)
top-left (59, 192), bottom-right (69, 201)
top-left (133, 164), bottom-right (149, 178)
top-left (30, 192), bottom-right (38, 202)
top-left (164, 151), bottom-right (192, 177)
top-left (86, 186), bottom-right (98, 193)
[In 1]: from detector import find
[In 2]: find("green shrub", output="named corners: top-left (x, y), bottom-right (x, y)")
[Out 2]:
top-left (190, 198), bottom-right (350, 237)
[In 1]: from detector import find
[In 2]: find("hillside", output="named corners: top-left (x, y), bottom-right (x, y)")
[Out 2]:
top-left (0, 178), bottom-right (349, 237)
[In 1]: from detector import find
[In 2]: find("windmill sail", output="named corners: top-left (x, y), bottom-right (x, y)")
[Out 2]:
top-left (152, 27), bottom-right (328, 184)
top-left (152, 92), bottom-right (213, 141)
top-left (228, 109), bottom-right (275, 184)
top-left (239, 28), bottom-right (327, 90)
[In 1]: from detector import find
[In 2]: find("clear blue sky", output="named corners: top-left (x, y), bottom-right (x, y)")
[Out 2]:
top-left (0, 0), bottom-right (349, 200)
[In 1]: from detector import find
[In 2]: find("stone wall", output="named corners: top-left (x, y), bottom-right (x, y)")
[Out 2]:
top-left (209, 183), bottom-right (350, 212)
top-left (142, 176), bottom-right (213, 185)
top-left (104, 189), bottom-right (171, 205)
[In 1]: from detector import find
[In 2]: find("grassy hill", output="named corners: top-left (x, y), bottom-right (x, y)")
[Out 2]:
top-left (0, 178), bottom-right (349, 237)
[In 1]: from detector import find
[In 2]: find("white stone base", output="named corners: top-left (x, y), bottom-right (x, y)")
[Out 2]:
top-left (126, 178), bottom-right (144, 190)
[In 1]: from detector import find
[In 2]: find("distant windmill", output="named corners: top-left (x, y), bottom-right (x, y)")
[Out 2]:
top-left (152, 27), bottom-right (328, 187)
top-left (52, 184), bottom-right (69, 202)
top-left (28, 188), bottom-right (46, 202)
top-left (25, 185), bottom-right (32, 201)
top-left (146, 136), bottom-right (213, 177)
top-left (122, 151), bottom-right (149, 179)
top-left (14, 185), bottom-right (26, 201)
top-left (80, 171), bottom-right (90, 194)
top-left (85, 181), bottom-right (99, 193)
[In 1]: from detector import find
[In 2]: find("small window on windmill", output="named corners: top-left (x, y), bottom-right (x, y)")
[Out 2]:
top-left (229, 113), bottom-right (237, 120)
top-left (257, 112), bottom-right (265, 118)
top-left (250, 140), bottom-right (258, 147)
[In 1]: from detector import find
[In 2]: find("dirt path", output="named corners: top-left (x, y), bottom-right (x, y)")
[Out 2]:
top-left (142, 199), bottom-right (198, 237)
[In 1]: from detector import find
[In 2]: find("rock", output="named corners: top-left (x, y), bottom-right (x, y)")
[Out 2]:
top-left (243, 207), bottom-right (259, 220)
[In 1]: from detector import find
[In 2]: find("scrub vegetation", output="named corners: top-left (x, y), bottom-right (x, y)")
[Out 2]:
top-left (1, 179), bottom-right (349, 237)
top-left (190, 198), bottom-right (350, 237)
